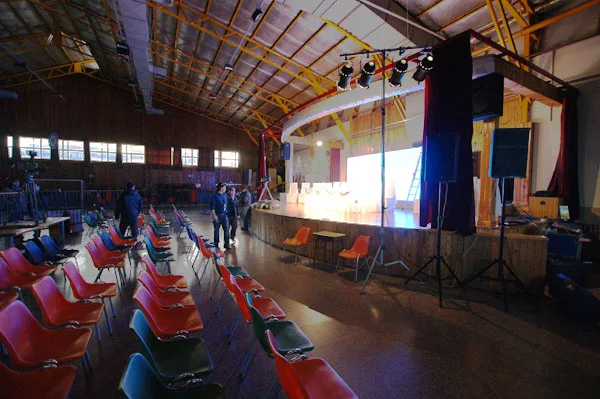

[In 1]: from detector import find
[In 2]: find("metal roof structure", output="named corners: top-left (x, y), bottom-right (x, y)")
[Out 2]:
top-left (1, 0), bottom-right (599, 144)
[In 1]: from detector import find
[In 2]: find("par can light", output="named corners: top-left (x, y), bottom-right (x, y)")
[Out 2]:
top-left (357, 60), bottom-right (376, 89)
top-left (337, 63), bottom-right (353, 91)
top-left (388, 58), bottom-right (408, 87)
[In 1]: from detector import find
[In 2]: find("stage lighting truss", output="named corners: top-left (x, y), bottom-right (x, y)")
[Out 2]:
top-left (357, 60), bottom-right (376, 89)
top-left (337, 62), bottom-right (354, 91)
top-left (412, 54), bottom-right (434, 83)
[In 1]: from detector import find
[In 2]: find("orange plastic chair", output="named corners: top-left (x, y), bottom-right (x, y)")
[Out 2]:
top-left (145, 225), bottom-right (171, 245)
top-left (141, 255), bottom-right (188, 290)
top-left (137, 271), bottom-right (195, 308)
top-left (0, 257), bottom-right (43, 300)
top-left (1, 247), bottom-right (57, 277)
top-left (266, 330), bottom-right (358, 399)
top-left (337, 235), bottom-right (371, 281)
top-left (216, 265), bottom-right (265, 317)
top-left (0, 360), bottom-right (77, 399)
top-left (282, 227), bottom-right (311, 264)
top-left (63, 262), bottom-right (116, 334)
top-left (133, 286), bottom-right (203, 340)
top-left (85, 242), bottom-right (125, 294)
top-left (31, 276), bottom-right (105, 341)
top-left (0, 300), bottom-right (92, 369)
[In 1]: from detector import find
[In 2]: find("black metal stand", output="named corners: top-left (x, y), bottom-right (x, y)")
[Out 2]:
top-left (404, 182), bottom-right (460, 307)
top-left (462, 177), bottom-right (526, 312)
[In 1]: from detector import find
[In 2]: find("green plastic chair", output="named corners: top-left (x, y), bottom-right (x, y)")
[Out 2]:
top-left (118, 353), bottom-right (226, 399)
top-left (240, 300), bottom-right (314, 378)
top-left (144, 236), bottom-right (175, 273)
top-left (209, 253), bottom-right (250, 301)
top-left (129, 310), bottom-right (214, 384)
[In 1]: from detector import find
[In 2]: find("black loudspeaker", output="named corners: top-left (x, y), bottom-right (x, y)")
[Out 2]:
top-left (503, 178), bottom-right (514, 203)
top-left (280, 142), bottom-right (291, 161)
top-left (489, 128), bottom-right (530, 178)
top-left (550, 273), bottom-right (600, 324)
top-left (473, 73), bottom-right (504, 121)
top-left (424, 134), bottom-right (458, 183)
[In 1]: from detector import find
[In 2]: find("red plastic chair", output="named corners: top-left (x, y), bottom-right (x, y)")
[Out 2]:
top-left (31, 276), bottom-right (106, 341)
top-left (282, 227), bottom-right (311, 263)
top-left (137, 271), bottom-right (195, 308)
top-left (0, 247), bottom-right (57, 277)
top-left (266, 330), bottom-right (358, 399)
top-left (145, 225), bottom-right (171, 244)
top-left (0, 360), bottom-right (77, 399)
top-left (92, 236), bottom-right (127, 261)
top-left (63, 262), bottom-right (117, 334)
top-left (109, 226), bottom-right (137, 247)
top-left (85, 242), bottom-right (125, 292)
top-left (141, 255), bottom-right (187, 289)
top-left (0, 300), bottom-right (92, 369)
top-left (0, 257), bottom-right (43, 300)
top-left (133, 286), bottom-right (203, 340)
top-left (216, 265), bottom-right (265, 317)
top-left (338, 235), bottom-right (371, 281)
top-left (0, 291), bottom-right (18, 310)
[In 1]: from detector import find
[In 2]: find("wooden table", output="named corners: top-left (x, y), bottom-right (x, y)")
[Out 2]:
top-left (312, 231), bottom-right (346, 270)
top-left (0, 217), bottom-right (70, 247)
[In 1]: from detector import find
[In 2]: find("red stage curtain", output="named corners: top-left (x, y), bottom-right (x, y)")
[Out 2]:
top-left (146, 145), bottom-right (171, 168)
top-left (548, 89), bottom-right (579, 219)
top-left (257, 134), bottom-right (267, 200)
top-left (419, 32), bottom-right (476, 235)
top-left (329, 148), bottom-right (340, 181)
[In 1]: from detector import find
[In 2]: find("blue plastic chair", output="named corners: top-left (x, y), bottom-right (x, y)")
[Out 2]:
top-left (118, 353), bottom-right (226, 398)
top-left (22, 241), bottom-right (53, 265)
top-left (100, 231), bottom-right (129, 252)
top-left (38, 235), bottom-right (78, 265)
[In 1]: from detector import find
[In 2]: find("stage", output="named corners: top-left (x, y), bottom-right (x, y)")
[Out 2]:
top-left (251, 203), bottom-right (548, 294)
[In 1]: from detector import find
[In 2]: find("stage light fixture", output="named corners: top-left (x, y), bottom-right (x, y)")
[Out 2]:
top-left (388, 58), bottom-right (408, 87)
top-left (357, 60), bottom-right (376, 88)
top-left (412, 54), bottom-right (434, 83)
top-left (316, 140), bottom-right (323, 147)
top-left (251, 8), bottom-right (263, 22)
top-left (224, 63), bottom-right (234, 71)
top-left (208, 93), bottom-right (217, 100)
top-left (337, 63), bottom-right (353, 91)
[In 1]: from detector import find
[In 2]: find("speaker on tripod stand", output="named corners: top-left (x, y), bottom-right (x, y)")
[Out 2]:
top-left (462, 127), bottom-right (531, 312)
top-left (405, 134), bottom-right (461, 307)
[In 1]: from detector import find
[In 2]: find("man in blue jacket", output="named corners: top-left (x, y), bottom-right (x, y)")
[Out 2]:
top-left (211, 182), bottom-right (230, 251)
top-left (115, 181), bottom-right (142, 238)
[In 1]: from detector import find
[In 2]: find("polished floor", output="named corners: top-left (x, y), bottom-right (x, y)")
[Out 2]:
top-left (15, 209), bottom-right (600, 399)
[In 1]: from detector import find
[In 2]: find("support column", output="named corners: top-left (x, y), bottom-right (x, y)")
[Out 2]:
top-left (285, 142), bottom-right (294, 193)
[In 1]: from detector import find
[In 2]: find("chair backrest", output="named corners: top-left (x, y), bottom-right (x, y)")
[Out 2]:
top-left (82, 214), bottom-right (97, 227)
top-left (31, 276), bottom-right (70, 324)
top-left (118, 353), bottom-right (166, 399)
top-left (0, 257), bottom-right (23, 289)
top-left (99, 231), bottom-right (119, 251)
top-left (1, 248), bottom-right (35, 275)
top-left (88, 211), bottom-right (98, 222)
top-left (219, 266), bottom-right (234, 292)
top-left (85, 242), bottom-right (103, 267)
top-left (141, 255), bottom-right (159, 278)
top-left (133, 287), bottom-right (163, 331)
top-left (22, 241), bottom-right (46, 265)
top-left (62, 262), bottom-right (89, 300)
top-left (92, 236), bottom-right (109, 254)
top-left (266, 330), bottom-right (309, 399)
top-left (109, 226), bottom-right (124, 240)
top-left (294, 227), bottom-right (311, 245)
top-left (95, 210), bottom-right (105, 222)
top-left (229, 275), bottom-right (253, 322)
top-left (137, 272), bottom-right (163, 300)
top-left (137, 215), bottom-right (144, 229)
top-left (249, 304), bottom-right (272, 354)
top-left (39, 235), bottom-right (60, 257)
top-left (351, 235), bottom-right (371, 256)
top-left (196, 235), bottom-right (212, 258)
top-left (0, 300), bottom-right (46, 360)
top-left (129, 310), bottom-right (161, 367)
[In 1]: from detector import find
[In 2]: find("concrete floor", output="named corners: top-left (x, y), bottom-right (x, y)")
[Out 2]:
top-left (18, 209), bottom-right (600, 398)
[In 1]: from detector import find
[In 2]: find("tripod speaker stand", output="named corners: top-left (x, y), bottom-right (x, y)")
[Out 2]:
top-left (405, 181), bottom-right (460, 307)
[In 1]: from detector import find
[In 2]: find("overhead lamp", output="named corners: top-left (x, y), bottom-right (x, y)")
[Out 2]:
top-left (224, 63), bottom-right (234, 71)
top-left (316, 140), bottom-right (323, 147)
top-left (337, 63), bottom-right (353, 91)
top-left (412, 54), bottom-right (434, 83)
top-left (251, 8), bottom-right (263, 22)
top-left (357, 60), bottom-right (376, 89)
top-left (208, 93), bottom-right (217, 100)
top-left (388, 58), bottom-right (408, 87)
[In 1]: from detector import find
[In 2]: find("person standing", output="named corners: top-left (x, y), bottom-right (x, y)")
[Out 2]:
top-left (226, 186), bottom-right (239, 246)
top-left (115, 181), bottom-right (143, 238)
top-left (238, 185), bottom-right (252, 231)
top-left (210, 182), bottom-right (230, 251)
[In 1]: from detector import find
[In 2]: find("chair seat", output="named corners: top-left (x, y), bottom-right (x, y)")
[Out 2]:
top-left (144, 306), bottom-right (203, 339)
top-left (253, 297), bottom-right (286, 320)
top-left (227, 266), bottom-right (250, 278)
top-left (46, 301), bottom-right (104, 327)
top-left (292, 358), bottom-right (358, 399)
top-left (283, 238), bottom-right (302, 246)
top-left (98, 259), bottom-right (126, 269)
top-left (2, 363), bottom-right (77, 399)
top-left (76, 281), bottom-right (117, 299)
top-left (153, 274), bottom-right (188, 290)
top-left (151, 337), bottom-right (214, 380)
top-left (235, 277), bottom-right (265, 293)
top-left (267, 320), bottom-right (314, 354)
top-left (338, 250), bottom-right (365, 260)
top-left (150, 290), bottom-right (195, 308)
top-left (0, 292), bottom-right (18, 310)
top-left (13, 327), bottom-right (92, 368)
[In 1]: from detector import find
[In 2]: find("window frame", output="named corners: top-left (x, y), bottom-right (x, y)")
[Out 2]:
top-left (214, 150), bottom-right (239, 168)
top-left (18, 136), bottom-right (52, 160)
top-left (121, 144), bottom-right (145, 164)
top-left (58, 139), bottom-right (85, 162)
top-left (89, 141), bottom-right (117, 163)
top-left (181, 148), bottom-right (199, 167)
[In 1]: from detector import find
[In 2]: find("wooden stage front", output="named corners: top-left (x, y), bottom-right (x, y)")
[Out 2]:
top-left (251, 204), bottom-right (548, 295)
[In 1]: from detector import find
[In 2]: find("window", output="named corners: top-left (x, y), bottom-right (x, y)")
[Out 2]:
top-left (122, 144), bottom-right (145, 164)
top-left (19, 136), bottom-right (51, 159)
top-left (58, 139), bottom-right (85, 161)
top-left (90, 141), bottom-right (117, 162)
top-left (214, 150), bottom-right (239, 168)
top-left (170, 147), bottom-right (174, 166)
top-left (181, 148), bottom-right (198, 167)
top-left (7, 136), bottom-right (12, 158)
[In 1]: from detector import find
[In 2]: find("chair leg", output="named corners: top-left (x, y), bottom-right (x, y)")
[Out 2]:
top-left (240, 339), bottom-right (257, 379)
top-left (102, 299), bottom-right (113, 335)
top-left (94, 269), bottom-right (104, 283)
top-left (94, 323), bottom-right (101, 342)
top-left (198, 259), bottom-right (209, 283)
top-left (215, 289), bottom-right (226, 316)
top-left (295, 246), bottom-right (299, 264)
top-left (227, 315), bottom-right (241, 344)
top-left (109, 297), bottom-right (116, 318)
top-left (267, 375), bottom-right (279, 399)
top-left (281, 244), bottom-right (286, 261)
top-left (210, 277), bottom-right (221, 300)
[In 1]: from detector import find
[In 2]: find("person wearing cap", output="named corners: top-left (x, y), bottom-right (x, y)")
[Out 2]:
top-left (210, 182), bottom-right (230, 251)
top-left (115, 181), bottom-right (143, 238)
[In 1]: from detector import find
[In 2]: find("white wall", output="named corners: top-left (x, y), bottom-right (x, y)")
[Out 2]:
top-left (293, 146), bottom-right (330, 183)
top-left (530, 102), bottom-right (562, 193)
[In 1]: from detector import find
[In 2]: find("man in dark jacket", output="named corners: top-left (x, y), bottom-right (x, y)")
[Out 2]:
top-left (210, 182), bottom-right (229, 251)
top-left (115, 181), bottom-right (142, 238)
top-left (238, 185), bottom-right (252, 231)
top-left (226, 186), bottom-right (239, 245)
